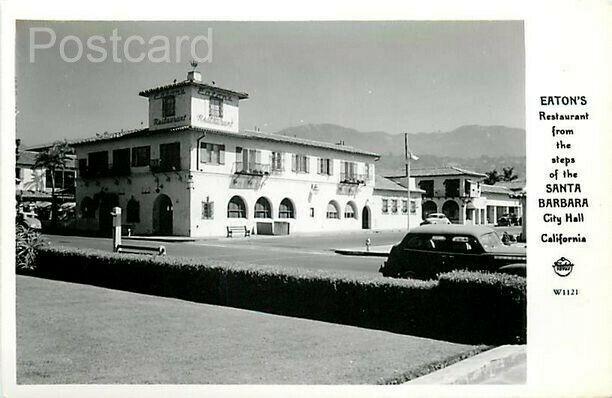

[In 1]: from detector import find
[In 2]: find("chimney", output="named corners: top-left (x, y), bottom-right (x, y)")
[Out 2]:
top-left (187, 70), bottom-right (202, 82)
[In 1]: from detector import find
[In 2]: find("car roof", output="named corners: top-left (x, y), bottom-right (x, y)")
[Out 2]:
top-left (408, 224), bottom-right (496, 236)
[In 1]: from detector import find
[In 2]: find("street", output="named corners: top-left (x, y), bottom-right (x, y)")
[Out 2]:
top-left (44, 230), bottom-right (405, 276)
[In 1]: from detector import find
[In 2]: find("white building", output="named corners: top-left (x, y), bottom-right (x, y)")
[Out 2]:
top-left (15, 150), bottom-right (76, 204)
top-left (388, 166), bottom-right (522, 225)
top-left (73, 71), bottom-right (422, 237)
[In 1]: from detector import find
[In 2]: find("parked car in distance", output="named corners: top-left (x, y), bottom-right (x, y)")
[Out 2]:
top-left (497, 213), bottom-right (521, 226)
top-left (16, 210), bottom-right (42, 230)
top-left (379, 224), bottom-right (526, 280)
top-left (420, 213), bottom-right (451, 226)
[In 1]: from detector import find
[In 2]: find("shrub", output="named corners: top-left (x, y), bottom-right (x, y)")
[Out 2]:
top-left (30, 246), bottom-right (526, 344)
top-left (15, 225), bottom-right (45, 272)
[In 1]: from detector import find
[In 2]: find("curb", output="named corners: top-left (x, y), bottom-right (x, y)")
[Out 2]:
top-left (333, 249), bottom-right (389, 257)
top-left (407, 345), bottom-right (526, 384)
top-left (124, 236), bottom-right (197, 243)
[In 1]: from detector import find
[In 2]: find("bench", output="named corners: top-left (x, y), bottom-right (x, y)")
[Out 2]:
top-left (227, 225), bottom-right (251, 238)
top-left (116, 244), bottom-right (166, 255)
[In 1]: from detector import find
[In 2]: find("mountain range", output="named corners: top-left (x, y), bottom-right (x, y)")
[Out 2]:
top-left (275, 124), bottom-right (526, 178)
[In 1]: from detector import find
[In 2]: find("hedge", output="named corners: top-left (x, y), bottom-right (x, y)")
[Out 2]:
top-left (28, 246), bottom-right (526, 345)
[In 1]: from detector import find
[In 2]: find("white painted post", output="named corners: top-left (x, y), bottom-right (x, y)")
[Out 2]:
top-left (111, 207), bottom-right (122, 252)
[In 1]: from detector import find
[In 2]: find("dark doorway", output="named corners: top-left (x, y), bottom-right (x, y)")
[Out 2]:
top-left (98, 193), bottom-right (119, 236)
top-left (422, 201), bottom-right (438, 219)
top-left (361, 206), bottom-right (371, 229)
top-left (153, 194), bottom-right (173, 235)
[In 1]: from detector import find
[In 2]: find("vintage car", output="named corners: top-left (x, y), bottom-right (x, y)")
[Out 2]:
top-left (379, 224), bottom-right (526, 279)
top-left (420, 213), bottom-right (451, 225)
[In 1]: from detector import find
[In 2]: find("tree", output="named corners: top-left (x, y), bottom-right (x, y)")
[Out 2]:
top-left (484, 167), bottom-right (519, 185)
top-left (483, 169), bottom-right (502, 185)
top-left (502, 166), bottom-right (519, 182)
top-left (34, 141), bottom-right (72, 226)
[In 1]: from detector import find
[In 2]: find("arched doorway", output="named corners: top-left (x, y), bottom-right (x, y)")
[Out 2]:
top-left (98, 193), bottom-right (119, 236)
top-left (153, 194), bottom-right (173, 235)
top-left (442, 200), bottom-right (460, 223)
top-left (422, 200), bottom-right (437, 219)
top-left (361, 206), bottom-right (371, 229)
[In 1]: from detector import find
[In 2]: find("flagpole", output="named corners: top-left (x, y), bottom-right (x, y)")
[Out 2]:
top-left (404, 133), bottom-right (410, 232)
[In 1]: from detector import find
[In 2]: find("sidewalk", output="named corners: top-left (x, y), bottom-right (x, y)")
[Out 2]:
top-left (334, 244), bottom-right (392, 257)
top-left (407, 345), bottom-right (526, 384)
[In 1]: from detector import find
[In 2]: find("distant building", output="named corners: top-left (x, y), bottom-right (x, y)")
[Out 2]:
top-left (15, 150), bottom-right (76, 203)
top-left (71, 70), bottom-right (423, 236)
top-left (388, 166), bottom-right (522, 225)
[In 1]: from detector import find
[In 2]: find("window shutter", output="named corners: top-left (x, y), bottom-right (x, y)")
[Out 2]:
top-left (209, 202), bottom-right (214, 218)
top-left (292, 154), bottom-right (297, 172)
top-left (200, 143), bottom-right (207, 163)
top-left (219, 145), bottom-right (225, 165)
top-left (329, 159), bottom-right (334, 175)
top-left (305, 156), bottom-right (310, 173)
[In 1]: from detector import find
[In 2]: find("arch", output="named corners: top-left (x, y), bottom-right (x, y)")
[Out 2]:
top-left (126, 197), bottom-right (140, 223)
top-left (326, 200), bottom-right (340, 219)
top-left (227, 195), bottom-right (247, 218)
top-left (442, 200), bottom-right (460, 223)
top-left (153, 194), bottom-right (173, 235)
top-left (278, 198), bottom-right (295, 219)
top-left (361, 206), bottom-right (371, 229)
top-left (422, 200), bottom-right (437, 219)
top-left (254, 197), bottom-right (272, 218)
top-left (344, 201), bottom-right (358, 219)
top-left (98, 193), bottom-right (119, 235)
top-left (80, 196), bottom-right (96, 219)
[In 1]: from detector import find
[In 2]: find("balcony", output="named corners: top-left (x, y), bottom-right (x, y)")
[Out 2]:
top-left (109, 163), bottom-right (131, 177)
top-left (340, 172), bottom-right (367, 185)
top-left (150, 158), bottom-right (182, 173)
top-left (79, 165), bottom-right (109, 179)
top-left (234, 161), bottom-right (270, 176)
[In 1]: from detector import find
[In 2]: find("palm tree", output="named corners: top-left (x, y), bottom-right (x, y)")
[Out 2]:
top-left (34, 140), bottom-right (72, 226)
top-left (502, 166), bottom-right (519, 182)
top-left (483, 169), bottom-right (502, 185)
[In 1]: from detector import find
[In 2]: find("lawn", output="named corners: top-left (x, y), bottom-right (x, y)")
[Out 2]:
top-left (17, 276), bottom-right (485, 384)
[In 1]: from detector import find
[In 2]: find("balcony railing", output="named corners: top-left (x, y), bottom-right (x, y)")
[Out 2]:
top-left (79, 165), bottom-right (109, 179)
top-left (340, 172), bottom-right (367, 185)
top-left (150, 158), bottom-right (182, 173)
top-left (234, 161), bottom-right (270, 176)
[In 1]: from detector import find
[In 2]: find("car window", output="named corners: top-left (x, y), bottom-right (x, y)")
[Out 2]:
top-left (480, 232), bottom-right (502, 251)
top-left (450, 236), bottom-right (478, 253)
top-left (402, 234), bottom-right (438, 250)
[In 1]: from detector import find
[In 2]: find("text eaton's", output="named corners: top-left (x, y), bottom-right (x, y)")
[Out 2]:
top-left (29, 28), bottom-right (213, 63)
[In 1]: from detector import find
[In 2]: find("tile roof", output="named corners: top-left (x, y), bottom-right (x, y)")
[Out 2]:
top-left (60, 126), bottom-right (379, 157)
top-left (16, 150), bottom-right (76, 168)
top-left (374, 175), bottom-right (424, 193)
top-left (138, 79), bottom-right (249, 99)
top-left (480, 184), bottom-right (513, 194)
top-left (409, 167), bottom-right (487, 178)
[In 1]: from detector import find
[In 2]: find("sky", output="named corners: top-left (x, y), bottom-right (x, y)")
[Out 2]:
top-left (16, 21), bottom-right (524, 147)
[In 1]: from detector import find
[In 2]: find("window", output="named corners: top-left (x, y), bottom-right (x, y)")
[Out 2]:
top-left (444, 179), bottom-right (460, 197)
top-left (291, 154), bottom-right (309, 173)
top-left (201, 200), bottom-right (214, 219)
top-left (310, 207), bottom-right (315, 217)
top-left (46, 170), bottom-right (65, 189)
top-left (159, 142), bottom-right (181, 171)
top-left (318, 158), bottom-right (333, 175)
top-left (254, 197), bottom-right (272, 218)
top-left (340, 161), bottom-right (357, 180)
top-left (64, 171), bottom-right (75, 189)
top-left (80, 197), bottom-right (96, 218)
top-left (112, 148), bottom-right (131, 174)
top-left (227, 196), bottom-right (247, 218)
top-left (162, 96), bottom-right (175, 118)
top-left (271, 152), bottom-right (284, 171)
top-left (382, 199), bottom-right (389, 214)
top-left (326, 201), bottom-right (340, 219)
top-left (126, 198), bottom-right (140, 223)
top-left (209, 97), bottom-right (223, 118)
top-left (365, 163), bottom-right (373, 181)
top-left (132, 146), bottom-right (151, 167)
top-left (279, 198), bottom-right (295, 218)
top-left (410, 200), bottom-right (417, 214)
top-left (391, 199), bottom-right (398, 214)
top-left (344, 202), bottom-right (357, 219)
top-left (402, 199), bottom-right (408, 214)
top-left (200, 143), bottom-right (225, 165)
top-left (88, 151), bottom-right (109, 174)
